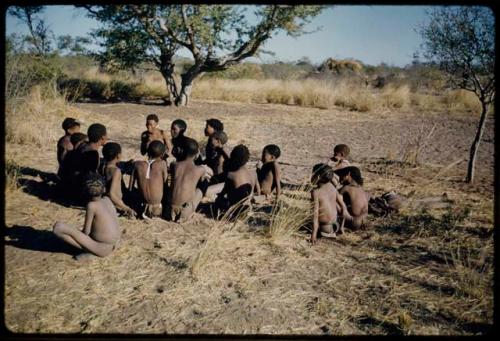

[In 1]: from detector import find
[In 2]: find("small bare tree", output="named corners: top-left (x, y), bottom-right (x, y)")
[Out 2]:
top-left (419, 6), bottom-right (494, 183)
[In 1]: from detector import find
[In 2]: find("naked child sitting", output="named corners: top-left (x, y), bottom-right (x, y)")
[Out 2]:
top-left (140, 113), bottom-right (172, 159)
top-left (169, 138), bottom-right (213, 223)
top-left (310, 163), bottom-right (351, 244)
top-left (255, 144), bottom-right (282, 203)
top-left (101, 142), bottom-right (135, 218)
top-left (53, 173), bottom-right (121, 260)
top-left (129, 141), bottom-right (169, 219)
top-left (328, 144), bottom-right (351, 187)
top-left (335, 166), bottom-right (369, 230)
top-left (215, 144), bottom-right (260, 218)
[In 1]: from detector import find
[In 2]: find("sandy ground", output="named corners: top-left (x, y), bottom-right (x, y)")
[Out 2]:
top-left (4, 99), bottom-right (494, 335)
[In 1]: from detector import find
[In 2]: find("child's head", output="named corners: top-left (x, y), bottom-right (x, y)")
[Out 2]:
top-left (331, 144), bottom-right (350, 162)
top-left (87, 123), bottom-right (108, 146)
top-left (145, 114), bottom-right (159, 133)
top-left (335, 166), bottom-right (363, 186)
top-left (171, 119), bottom-right (187, 138)
top-left (181, 138), bottom-right (199, 159)
top-left (84, 172), bottom-right (106, 198)
top-left (205, 118), bottom-right (224, 136)
top-left (230, 144), bottom-right (250, 169)
top-left (102, 142), bottom-right (122, 162)
top-left (210, 131), bottom-right (228, 148)
top-left (311, 163), bottom-right (334, 185)
top-left (262, 144), bottom-right (281, 163)
top-left (70, 132), bottom-right (88, 148)
top-left (147, 140), bottom-right (166, 159)
top-left (62, 117), bottom-right (81, 135)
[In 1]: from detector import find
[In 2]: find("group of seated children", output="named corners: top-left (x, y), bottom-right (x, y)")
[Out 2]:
top-left (53, 114), bottom-right (369, 259)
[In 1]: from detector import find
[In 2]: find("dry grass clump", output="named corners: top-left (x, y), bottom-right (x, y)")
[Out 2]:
top-left (442, 89), bottom-right (481, 113)
top-left (6, 84), bottom-right (89, 148)
top-left (381, 84), bottom-right (410, 109)
top-left (267, 184), bottom-right (312, 243)
top-left (5, 159), bottom-right (23, 194)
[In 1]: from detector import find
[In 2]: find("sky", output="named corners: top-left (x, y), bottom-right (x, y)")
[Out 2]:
top-left (5, 5), bottom-right (436, 67)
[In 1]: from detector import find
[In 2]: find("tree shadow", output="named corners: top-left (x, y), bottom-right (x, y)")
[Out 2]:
top-left (5, 225), bottom-right (80, 256)
top-left (356, 315), bottom-right (403, 335)
top-left (19, 166), bottom-right (59, 184)
top-left (76, 98), bottom-right (169, 107)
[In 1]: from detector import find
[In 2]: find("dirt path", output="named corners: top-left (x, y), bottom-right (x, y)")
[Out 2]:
top-left (4, 100), bottom-right (494, 335)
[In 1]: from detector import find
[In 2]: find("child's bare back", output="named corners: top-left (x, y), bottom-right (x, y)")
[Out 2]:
top-left (340, 184), bottom-right (368, 229)
top-left (134, 159), bottom-right (168, 205)
top-left (171, 160), bottom-right (206, 206)
top-left (88, 196), bottom-right (121, 244)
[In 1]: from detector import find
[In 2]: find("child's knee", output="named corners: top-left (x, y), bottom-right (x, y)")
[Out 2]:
top-left (53, 221), bottom-right (64, 233)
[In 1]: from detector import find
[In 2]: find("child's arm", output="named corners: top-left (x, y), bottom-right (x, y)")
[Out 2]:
top-left (165, 136), bottom-right (174, 156)
top-left (162, 161), bottom-right (169, 184)
top-left (83, 204), bottom-right (96, 235)
top-left (272, 162), bottom-right (282, 201)
top-left (168, 162), bottom-right (176, 190)
top-left (109, 169), bottom-right (134, 214)
top-left (128, 164), bottom-right (136, 191)
top-left (310, 190), bottom-right (320, 244)
top-left (336, 189), bottom-right (352, 220)
top-left (140, 132), bottom-right (149, 156)
top-left (254, 172), bottom-right (261, 196)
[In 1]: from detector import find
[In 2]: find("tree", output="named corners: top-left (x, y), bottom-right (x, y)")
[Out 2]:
top-left (8, 6), bottom-right (53, 55)
top-left (83, 5), bottom-right (324, 105)
top-left (419, 6), bottom-right (494, 183)
top-left (57, 35), bottom-right (91, 55)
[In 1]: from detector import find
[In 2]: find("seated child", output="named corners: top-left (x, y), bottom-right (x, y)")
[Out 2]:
top-left (215, 144), bottom-right (260, 218)
top-left (255, 144), bottom-right (282, 203)
top-left (309, 163), bottom-right (351, 244)
top-left (169, 138), bottom-right (213, 223)
top-left (329, 144), bottom-right (351, 187)
top-left (57, 117), bottom-right (81, 169)
top-left (207, 131), bottom-right (230, 183)
top-left (170, 119), bottom-right (190, 161)
top-left (203, 118), bottom-right (224, 166)
top-left (140, 113), bottom-right (172, 158)
top-left (79, 123), bottom-right (108, 174)
top-left (101, 142), bottom-right (135, 218)
top-left (335, 166), bottom-right (369, 230)
top-left (53, 172), bottom-right (121, 260)
top-left (129, 141), bottom-right (169, 219)
top-left (58, 133), bottom-right (88, 186)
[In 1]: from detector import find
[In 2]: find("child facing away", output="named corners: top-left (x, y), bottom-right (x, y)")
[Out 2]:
top-left (140, 113), bottom-right (172, 159)
top-left (255, 144), bottom-right (282, 203)
top-left (328, 144), bottom-right (351, 187)
top-left (335, 166), bottom-right (369, 230)
top-left (57, 117), bottom-right (81, 168)
top-left (309, 163), bottom-right (351, 244)
top-left (101, 142), bottom-right (135, 218)
top-left (53, 172), bottom-right (121, 261)
top-left (215, 144), bottom-right (260, 218)
top-left (169, 138), bottom-right (213, 223)
top-left (129, 141), bottom-right (169, 219)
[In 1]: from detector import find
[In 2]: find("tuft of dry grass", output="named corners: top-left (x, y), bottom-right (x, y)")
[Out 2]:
top-left (5, 159), bottom-right (23, 194)
top-left (381, 84), bottom-right (410, 109)
top-left (442, 89), bottom-right (481, 113)
top-left (6, 84), bottom-right (89, 148)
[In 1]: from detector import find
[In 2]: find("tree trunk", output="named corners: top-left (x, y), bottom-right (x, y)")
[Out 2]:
top-left (159, 51), bottom-right (178, 106)
top-left (176, 69), bottom-right (204, 106)
top-left (465, 102), bottom-right (489, 183)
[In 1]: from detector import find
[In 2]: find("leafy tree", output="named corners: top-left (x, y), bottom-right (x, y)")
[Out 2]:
top-left (57, 35), bottom-right (91, 55)
top-left (419, 6), bottom-right (494, 183)
top-left (83, 5), bottom-right (324, 105)
top-left (8, 6), bottom-right (53, 55)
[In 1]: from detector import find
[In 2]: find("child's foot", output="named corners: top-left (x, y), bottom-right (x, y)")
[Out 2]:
top-left (74, 253), bottom-right (97, 262)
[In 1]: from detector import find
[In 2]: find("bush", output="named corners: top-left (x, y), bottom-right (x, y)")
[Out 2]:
top-left (204, 63), bottom-right (265, 80)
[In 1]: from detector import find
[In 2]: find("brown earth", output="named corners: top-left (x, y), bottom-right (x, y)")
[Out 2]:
top-left (4, 99), bottom-right (494, 335)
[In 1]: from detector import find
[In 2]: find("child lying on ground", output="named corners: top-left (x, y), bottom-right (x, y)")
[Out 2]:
top-left (215, 144), bottom-right (260, 218)
top-left (53, 172), bottom-right (121, 260)
top-left (140, 113), bottom-right (172, 159)
top-left (255, 144), bottom-right (282, 203)
top-left (129, 141), bottom-right (169, 219)
top-left (335, 166), bottom-right (369, 230)
top-left (310, 163), bottom-right (351, 244)
top-left (102, 142), bottom-right (135, 218)
top-left (169, 138), bottom-right (213, 223)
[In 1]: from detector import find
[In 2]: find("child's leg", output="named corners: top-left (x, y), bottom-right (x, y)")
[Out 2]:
top-left (53, 222), bottom-right (114, 257)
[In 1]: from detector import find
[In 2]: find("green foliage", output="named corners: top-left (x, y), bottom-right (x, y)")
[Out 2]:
top-left (204, 63), bottom-right (264, 79)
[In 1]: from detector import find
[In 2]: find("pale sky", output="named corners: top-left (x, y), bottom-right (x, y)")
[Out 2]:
top-left (5, 5), bottom-right (439, 67)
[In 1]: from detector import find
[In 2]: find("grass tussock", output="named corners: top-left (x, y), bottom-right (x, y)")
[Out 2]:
top-left (442, 89), bottom-right (482, 113)
top-left (5, 159), bottom-right (23, 194)
top-left (6, 84), bottom-right (89, 148)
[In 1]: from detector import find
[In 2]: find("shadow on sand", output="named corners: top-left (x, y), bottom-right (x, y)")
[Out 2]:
top-left (5, 224), bottom-right (80, 256)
